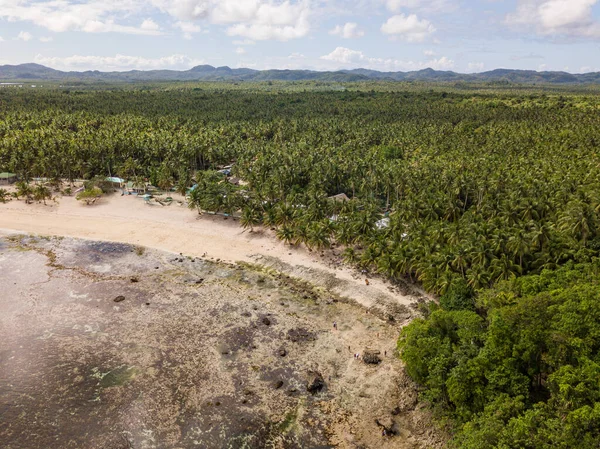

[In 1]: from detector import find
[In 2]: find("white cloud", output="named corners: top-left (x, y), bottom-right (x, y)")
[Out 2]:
top-left (152, 0), bottom-right (312, 41)
top-left (330, 22), bottom-right (365, 39)
top-left (321, 47), bottom-right (364, 64)
top-left (320, 46), bottom-right (454, 71)
top-left (224, 2), bottom-right (311, 41)
top-left (140, 18), bottom-right (160, 32)
top-left (17, 31), bottom-right (33, 41)
top-left (506, 0), bottom-right (600, 38)
top-left (381, 14), bottom-right (435, 42)
top-left (0, 0), bottom-right (163, 35)
top-left (34, 53), bottom-right (203, 71)
top-left (467, 62), bottom-right (485, 73)
top-left (235, 47), bottom-right (246, 54)
top-left (175, 21), bottom-right (202, 39)
top-left (0, 36), bottom-right (4, 42)
top-left (423, 49), bottom-right (436, 56)
top-left (39, 36), bottom-right (53, 43)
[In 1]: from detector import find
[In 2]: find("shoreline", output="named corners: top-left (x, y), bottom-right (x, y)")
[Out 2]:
top-left (0, 193), bottom-right (423, 314)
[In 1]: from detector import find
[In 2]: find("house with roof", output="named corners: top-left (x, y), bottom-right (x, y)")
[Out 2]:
top-left (0, 172), bottom-right (17, 185)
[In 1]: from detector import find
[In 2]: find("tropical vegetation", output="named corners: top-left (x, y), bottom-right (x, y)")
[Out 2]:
top-left (2, 82), bottom-right (600, 446)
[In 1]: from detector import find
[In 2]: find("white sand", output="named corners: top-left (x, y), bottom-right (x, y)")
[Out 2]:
top-left (0, 193), bottom-right (418, 310)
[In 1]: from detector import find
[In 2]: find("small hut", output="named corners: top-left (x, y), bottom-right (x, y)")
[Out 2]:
top-left (105, 177), bottom-right (125, 187)
top-left (0, 172), bottom-right (17, 185)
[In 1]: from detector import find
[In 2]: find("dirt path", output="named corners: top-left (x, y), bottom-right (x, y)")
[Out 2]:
top-left (0, 194), bottom-right (421, 313)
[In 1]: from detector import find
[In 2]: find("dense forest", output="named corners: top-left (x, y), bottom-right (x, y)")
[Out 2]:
top-left (2, 83), bottom-right (600, 446)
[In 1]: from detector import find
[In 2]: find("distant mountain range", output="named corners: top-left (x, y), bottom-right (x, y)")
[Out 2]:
top-left (2, 63), bottom-right (600, 84)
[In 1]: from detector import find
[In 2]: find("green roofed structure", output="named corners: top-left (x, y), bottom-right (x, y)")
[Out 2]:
top-left (0, 172), bottom-right (17, 185)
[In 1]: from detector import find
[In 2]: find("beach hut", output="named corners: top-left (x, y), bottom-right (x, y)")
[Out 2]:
top-left (105, 177), bottom-right (125, 188)
top-left (0, 172), bottom-right (17, 185)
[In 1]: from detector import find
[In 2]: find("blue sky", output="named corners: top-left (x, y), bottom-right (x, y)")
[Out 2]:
top-left (0, 0), bottom-right (599, 73)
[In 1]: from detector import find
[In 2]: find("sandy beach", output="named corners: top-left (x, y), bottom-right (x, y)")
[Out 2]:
top-left (0, 192), bottom-right (423, 314)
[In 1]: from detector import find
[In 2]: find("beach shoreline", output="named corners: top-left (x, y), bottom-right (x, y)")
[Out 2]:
top-left (0, 192), bottom-right (424, 313)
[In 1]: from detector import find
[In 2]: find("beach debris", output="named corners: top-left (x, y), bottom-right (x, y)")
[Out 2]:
top-left (274, 380), bottom-right (284, 390)
top-left (113, 295), bottom-right (126, 303)
top-left (130, 276), bottom-right (139, 283)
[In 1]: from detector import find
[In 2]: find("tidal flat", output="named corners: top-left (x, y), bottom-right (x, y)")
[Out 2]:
top-left (0, 235), bottom-right (443, 449)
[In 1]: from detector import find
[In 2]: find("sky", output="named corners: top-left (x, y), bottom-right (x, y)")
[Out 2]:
top-left (0, 0), bottom-right (600, 74)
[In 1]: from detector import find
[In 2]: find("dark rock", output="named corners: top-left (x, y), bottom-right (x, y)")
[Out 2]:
top-left (287, 328), bottom-right (316, 343)
top-left (130, 277), bottom-right (139, 283)
top-left (279, 349), bottom-right (287, 357)
top-left (195, 279), bottom-right (204, 284)
top-left (241, 312), bottom-right (252, 317)
top-left (113, 296), bottom-right (126, 303)
top-left (363, 349), bottom-right (382, 365)
top-left (262, 317), bottom-right (271, 326)
top-left (306, 371), bottom-right (325, 395)
top-left (274, 380), bottom-right (284, 389)
top-left (391, 407), bottom-right (401, 416)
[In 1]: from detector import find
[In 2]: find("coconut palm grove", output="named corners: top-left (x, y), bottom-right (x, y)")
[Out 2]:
top-left (2, 82), bottom-right (600, 447)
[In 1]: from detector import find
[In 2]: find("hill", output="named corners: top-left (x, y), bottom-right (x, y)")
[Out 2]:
top-left (2, 63), bottom-right (600, 84)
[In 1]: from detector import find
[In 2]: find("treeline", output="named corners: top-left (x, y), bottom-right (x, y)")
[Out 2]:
top-left (3, 85), bottom-right (600, 446)
top-left (400, 262), bottom-right (600, 448)
top-left (2, 87), bottom-right (599, 293)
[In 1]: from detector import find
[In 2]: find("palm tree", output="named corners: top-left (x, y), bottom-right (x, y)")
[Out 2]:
top-left (240, 206), bottom-right (262, 232)
top-left (558, 200), bottom-right (597, 247)
top-left (33, 184), bottom-right (52, 205)
top-left (16, 182), bottom-right (34, 204)
top-left (276, 225), bottom-right (295, 245)
top-left (0, 189), bottom-right (9, 203)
